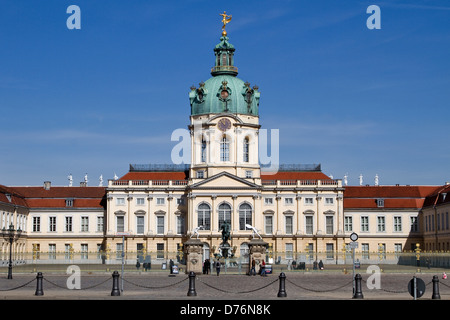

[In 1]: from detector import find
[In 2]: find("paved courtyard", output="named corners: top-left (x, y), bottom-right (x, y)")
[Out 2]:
top-left (0, 269), bottom-right (448, 300)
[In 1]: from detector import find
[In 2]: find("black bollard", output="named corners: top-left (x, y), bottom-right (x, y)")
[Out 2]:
top-left (111, 271), bottom-right (120, 296)
top-left (432, 275), bottom-right (441, 300)
top-left (277, 272), bottom-right (287, 298)
top-left (353, 273), bottom-right (364, 299)
top-left (187, 271), bottom-right (197, 296)
top-left (35, 272), bottom-right (44, 296)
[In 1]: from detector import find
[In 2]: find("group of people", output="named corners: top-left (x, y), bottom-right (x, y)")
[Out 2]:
top-left (202, 258), bottom-right (223, 276)
top-left (135, 259), bottom-right (152, 271)
top-left (249, 258), bottom-right (267, 276)
top-left (202, 258), bottom-right (268, 276)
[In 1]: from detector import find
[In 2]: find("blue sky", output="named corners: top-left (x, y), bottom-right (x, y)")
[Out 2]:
top-left (0, 0), bottom-right (449, 187)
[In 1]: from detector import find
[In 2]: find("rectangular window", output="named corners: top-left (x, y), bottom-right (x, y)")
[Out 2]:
top-left (49, 216), bottom-right (56, 232)
top-left (326, 243), bottom-right (334, 260)
top-left (33, 217), bottom-right (40, 232)
top-left (361, 216), bottom-right (369, 232)
top-left (49, 244), bottom-right (56, 260)
top-left (410, 216), bottom-right (418, 233)
top-left (196, 171), bottom-right (204, 179)
top-left (305, 216), bottom-right (314, 235)
top-left (243, 138), bottom-right (249, 163)
top-left (362, 243), bottom-right (370, 259)
top-left (136, 216), bottom-right (145, 234)
top-left (326, 216), bottom-right (334, 234)
top-left (264, 197), bottom-right (273, 205)
top-left (245, 170), bottom-right (253, 178)
top-left (65, 216), bottom-right (73, 232)
top-left (156, 198), bottom-right (165, 205)
top-left (177, 197), bottom-right (185, 205)
top-left (325, 197), bottom-right (334, 205)
top-left (394, 216), bottom-right (402, 232)
top-left (265, 215), bottom-right (273, 234)
top-left (344, 216), bottom-right (353, 232)
top-left (116, 243), bottom-right (123, 260)
top-left (136, 198), bottom-right (145, 205)
top-left (378, 243), bottom-right (386, 259)
top-left (81, 216), bottom-right (89, 232)
top-left (65, 244), bottom-right (72, 260)
top-left (97, 216), bottom-right (104, 232)
top-left (285, 243), bottom-right (293, 259)
top-left (285, 216), bottom-right (293, 234)
top-left (201, 139), bottom-right (207, 162)
top-left (284, 198), bottom-right (293, 205)
top-left (177, 215), bottom-right (185, 235)
top-left (157, 216), bottom-right (164, 234)
top-left (116, 198), bottom-right (125, 205)
top-left (307, 243), bottom-right (314, 261)
top-left (377, 216), bottom-right (385, 232)
top-left (220, 137), bottom-right (230, 161)
top-left (305, 198), bottom-right (313, 205)
top-left (81, 244), bottom-right (88, 259)
top-left (116, 216), bottom-right (124, 233)
top-left (394, 243), bottom-right (402, 257)
top-left (157, 243), bottom-right (164, 259)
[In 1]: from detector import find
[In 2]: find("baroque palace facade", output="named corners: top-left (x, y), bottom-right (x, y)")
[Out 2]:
top-left (1, 23), bottom-right (449, 265)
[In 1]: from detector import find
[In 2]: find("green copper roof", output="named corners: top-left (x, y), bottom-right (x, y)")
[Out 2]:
top-left (189, 35), bottom-right (260, 116)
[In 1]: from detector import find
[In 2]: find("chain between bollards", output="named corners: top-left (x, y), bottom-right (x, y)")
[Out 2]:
top-left (187, 271), bottom-right (197, 296)
top-left (277, 272), bottom-right (287, 297)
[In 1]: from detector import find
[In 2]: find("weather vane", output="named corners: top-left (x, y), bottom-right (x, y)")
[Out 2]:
top-left (219, 11), bottom-right (232, 36)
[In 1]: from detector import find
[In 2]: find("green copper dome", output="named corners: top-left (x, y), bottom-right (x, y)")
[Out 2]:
top-left (189, 35), bottom-right (260, 116)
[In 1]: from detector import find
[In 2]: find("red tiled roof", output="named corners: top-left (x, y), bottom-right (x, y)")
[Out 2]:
top-left (423, 184), bottom-right (450, 208)
top-left (343, 186), bottom-right (441, 209)
top-left (10, 186), bottom-right (106, 209)
top-left (0, 185), bottom-right (28, 207)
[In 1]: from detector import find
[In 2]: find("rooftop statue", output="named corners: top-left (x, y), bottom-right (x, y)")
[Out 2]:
top-left (219, 11), bottom-right (232, 36)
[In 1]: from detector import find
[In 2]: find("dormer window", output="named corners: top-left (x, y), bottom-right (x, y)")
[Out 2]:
top-left (376, 199), bottom-right (384, 207)
top-left (66, 199), bottom-right (74, 207)
top-left (5, 194), bottom-right (11, 202)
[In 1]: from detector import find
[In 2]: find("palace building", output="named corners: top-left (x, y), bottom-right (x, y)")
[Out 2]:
top-left (0, 18), bottom-right (448, 267)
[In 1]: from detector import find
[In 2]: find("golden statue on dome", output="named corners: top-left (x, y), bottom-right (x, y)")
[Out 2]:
top-left (219, 11), bottom-right (232, 36)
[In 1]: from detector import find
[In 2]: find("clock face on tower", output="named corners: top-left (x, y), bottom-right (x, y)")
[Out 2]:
top-left (218, 118), bottom-right (231, 131)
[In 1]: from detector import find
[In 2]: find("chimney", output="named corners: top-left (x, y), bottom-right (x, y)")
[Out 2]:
top-left (80, 182), bottom-right (87, 187)
top-left (43, 181), bottom-right (51, 190)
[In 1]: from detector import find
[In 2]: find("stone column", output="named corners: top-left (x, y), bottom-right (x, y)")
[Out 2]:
top-left (184, 239), bottom-right (203, 274)
top-left (247, 238), bottom-right (268, 275)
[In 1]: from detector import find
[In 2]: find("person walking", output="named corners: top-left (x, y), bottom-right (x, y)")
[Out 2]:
top-left (215, 259), bottom-right (221, 276)
top-left (251, 258), bottom-right (256, 276)
top-left (205, 259), bottom-right (210, 274)
top-left (260, 259), bottom-right (266, 276)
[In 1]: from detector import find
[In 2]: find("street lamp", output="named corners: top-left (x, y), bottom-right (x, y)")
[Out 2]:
top-left (2, 224), bottom-right (22, 279)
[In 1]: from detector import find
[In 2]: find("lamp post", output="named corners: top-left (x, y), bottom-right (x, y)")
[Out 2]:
top-left (2, 224), bottom-right (22, 279)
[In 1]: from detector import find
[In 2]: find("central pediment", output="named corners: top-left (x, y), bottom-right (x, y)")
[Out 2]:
top-left (189, 171), bottom-right (261, 190)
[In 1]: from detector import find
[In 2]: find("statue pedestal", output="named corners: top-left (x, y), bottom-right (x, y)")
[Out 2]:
top-left (184, 239), bottom-right (203, 274)
top-left (248, 239), bottom-right (268, 275)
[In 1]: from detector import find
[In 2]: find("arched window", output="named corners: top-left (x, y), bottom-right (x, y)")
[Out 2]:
top-left (218, 203), bottom-right (231, 229)
top-left (243, 137), bottom-right (249, 162)
top-left (239, 203), bottom-right (252, 230)
top-left (220, 136), bottom-right (230, 161)
top-left (201, 137), bottom-right (207, 163)
top-left (198, 203), bottom-right (211, 230)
